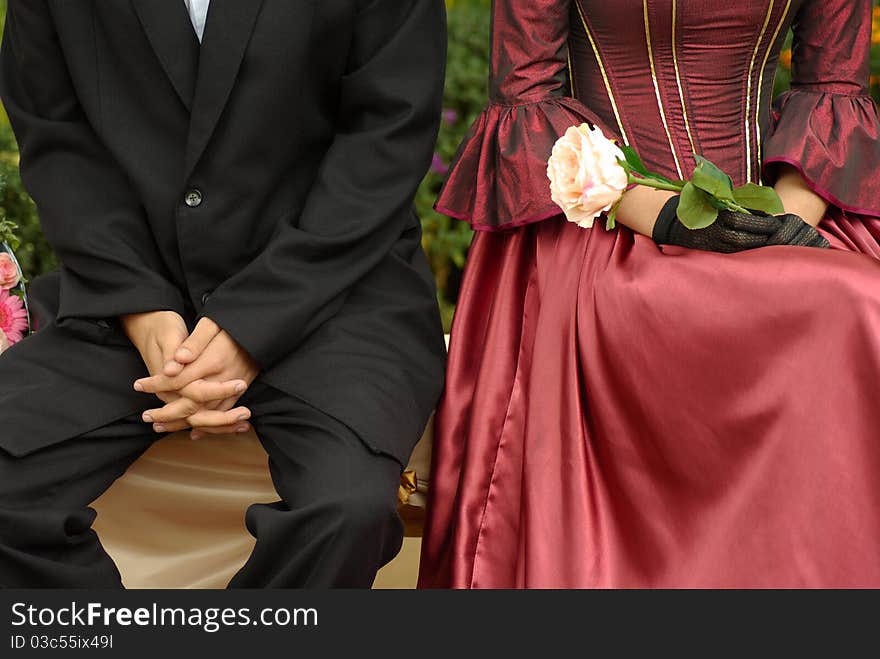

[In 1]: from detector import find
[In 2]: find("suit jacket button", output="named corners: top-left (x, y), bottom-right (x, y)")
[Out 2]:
top-left (97, 319), bottom-right (111, 329)
top-left (201, 292), bottom-right (211, 305)
top-left (184, 189), bottom-right (203, 207)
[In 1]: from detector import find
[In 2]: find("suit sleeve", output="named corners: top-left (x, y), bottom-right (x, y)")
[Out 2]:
top-left (201, 0), bottom-right (447, 369)
top-left (763, 0), bottom-right (880, 217)
top-left (0, 0), bottom-right (186, 322)
top-left (434, 0), bottom-right (621, 231)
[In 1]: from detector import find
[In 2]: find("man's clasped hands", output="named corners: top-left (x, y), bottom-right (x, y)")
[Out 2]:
top-left (120, 310), bottom-right (260, 440)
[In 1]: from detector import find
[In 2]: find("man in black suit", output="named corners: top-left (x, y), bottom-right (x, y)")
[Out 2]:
top-left (0, 0), bottom-right (447, 587)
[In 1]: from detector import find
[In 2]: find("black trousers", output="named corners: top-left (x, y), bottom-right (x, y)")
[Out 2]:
top-left (0, 381), bottom-right (404, 588)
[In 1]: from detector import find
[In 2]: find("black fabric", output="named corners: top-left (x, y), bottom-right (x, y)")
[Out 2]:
top-left (652, 196), bottom-right (830, 253)
top-left (0, 383), bottom-right (403, 589)
top-left (651, 195), bottom-right (682, 245)
top-left (0, 0), bottom-right (447, 464)
top-left (765, 213), bottom-right (830, 247)
top-left (26, 269), bottom-right (60, 332)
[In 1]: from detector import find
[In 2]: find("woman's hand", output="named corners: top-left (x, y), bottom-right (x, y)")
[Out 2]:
top-left (773, 164), bottom-right (829, 227)
top-left (133, 318), bottom-right (259, 439)
top-left (614, 186), bottom-right (678, 238)
top-left (613, 166), bottom-right (831, 251)
top-left (651, 197), bottom-right (829, 253)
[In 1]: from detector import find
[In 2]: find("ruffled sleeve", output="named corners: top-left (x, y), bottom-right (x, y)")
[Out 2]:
top-left (435, 0), bottom-right (619, 231)
top-left (763, 0), bottom-right (880, 218)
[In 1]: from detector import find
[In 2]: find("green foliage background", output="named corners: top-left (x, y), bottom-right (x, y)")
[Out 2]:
top-left (1, 0), bottom-right (878, 330)
top-left (0, 0), bottom-right (59, 280)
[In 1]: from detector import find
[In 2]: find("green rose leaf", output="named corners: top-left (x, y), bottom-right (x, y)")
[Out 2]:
top-left (620, 146), bottom-right (685, 188)
top-left (732, 183), bottom-right (785, 215)
top-left (691, 156), bottom-right (735, 202)
top-left (0, 218), bottom-right (20, 251)
top-left (620, 145), bottom-right (649, 177)
top-left (678, 182), bottom-right (719, 230)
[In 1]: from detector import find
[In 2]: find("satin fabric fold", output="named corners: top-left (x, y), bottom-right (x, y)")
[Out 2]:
top-left (420, 214), bottom-right (880, 588)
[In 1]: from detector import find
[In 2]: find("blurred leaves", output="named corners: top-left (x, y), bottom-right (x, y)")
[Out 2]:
top-left (0, 0), bottom-right (56, 276)
top-left (418, 0), bottom-right (490, 330)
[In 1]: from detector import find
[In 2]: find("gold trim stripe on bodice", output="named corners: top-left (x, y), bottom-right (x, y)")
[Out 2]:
top-left (643, 0), bottom-right (684, 179)
top-left (745, 1), bottom-right (776, 183)
top-left (755, 0), bottom-right (792, 183)
top-left (573, 0), bottom-right (631, 146)
top-left (671, 0), bottom-right (697, 159)
top-left (576, 1), bottom-right (788, 184)
top-left (575, 1), bottom-right (697, 178)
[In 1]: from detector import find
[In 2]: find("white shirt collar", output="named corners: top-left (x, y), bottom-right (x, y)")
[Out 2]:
top-left (183, 0), bottom-right (210, 42)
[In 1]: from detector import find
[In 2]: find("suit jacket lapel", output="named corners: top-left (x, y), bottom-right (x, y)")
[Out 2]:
top-left (185, 0), bottom-right (266, 179)
top-left (130, 0), bottom-right (200, 111)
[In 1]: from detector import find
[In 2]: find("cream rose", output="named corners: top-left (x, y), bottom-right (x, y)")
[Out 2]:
top-left (0, 253), bottom-right (20, 290)
top-left (547, 124), bottom-right (628, 229)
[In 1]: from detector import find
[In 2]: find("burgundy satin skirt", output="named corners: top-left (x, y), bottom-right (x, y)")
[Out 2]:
top-left (419, 212), bottom-right (880, 588)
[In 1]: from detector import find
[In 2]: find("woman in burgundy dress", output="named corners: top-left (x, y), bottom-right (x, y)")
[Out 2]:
top-left (419, 0), bottom-right (880, 588)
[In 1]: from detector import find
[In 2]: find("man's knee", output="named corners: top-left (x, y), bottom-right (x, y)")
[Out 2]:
top-left (321, 480), bottom-right (401, 538)
top-left (0, 504), bottom-right (97, 552)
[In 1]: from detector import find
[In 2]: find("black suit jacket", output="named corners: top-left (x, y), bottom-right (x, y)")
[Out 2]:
top-left (0, 0), bottom-right (447, 464)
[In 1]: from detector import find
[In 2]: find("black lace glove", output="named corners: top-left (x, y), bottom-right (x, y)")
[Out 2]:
top-left (652, 196), bottom-right (830, 253)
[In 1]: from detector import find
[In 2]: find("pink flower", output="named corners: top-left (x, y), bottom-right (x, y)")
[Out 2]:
top-left (0, 288), bottom-right (28, 345)
top-left (547, 124), bottom-right (628, 229)
top-left (0, 253), bottom-right (20, 290)
top-left (430, 153), bottom-right (449, 176)
top-left (0, 329), bottom-right (8, 354)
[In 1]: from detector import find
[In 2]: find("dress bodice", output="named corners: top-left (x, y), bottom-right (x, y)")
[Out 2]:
top-left (568, 0), bottom-right (805, 184)
top-left (437, 0), bottom-right (879, 231)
